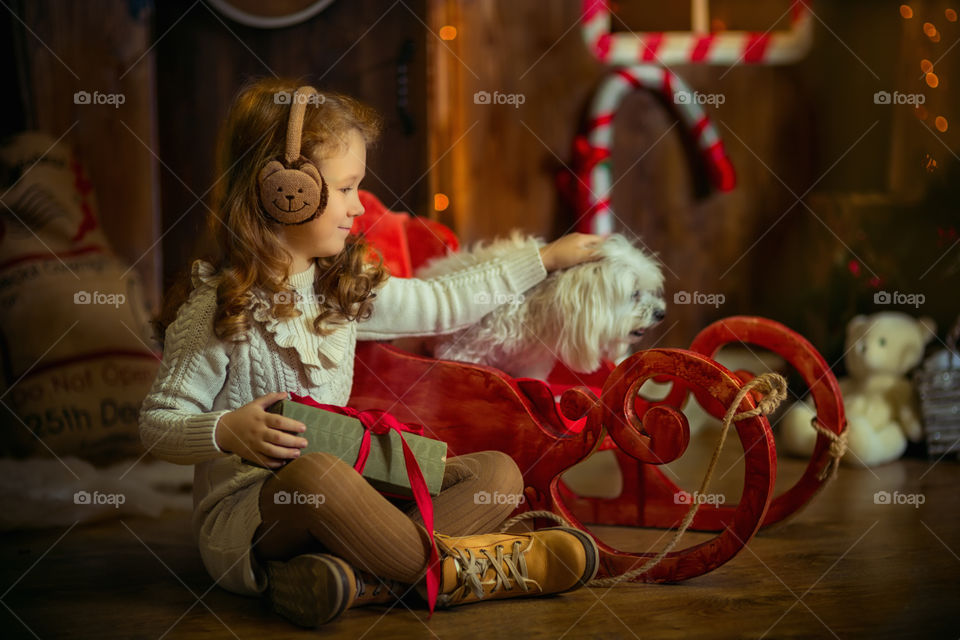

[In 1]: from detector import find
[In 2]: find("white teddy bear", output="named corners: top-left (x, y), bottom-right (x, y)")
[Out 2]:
top-left (780, 312), bottom-right (936, 467)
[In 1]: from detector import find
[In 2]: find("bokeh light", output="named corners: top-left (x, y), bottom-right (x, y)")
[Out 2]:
top-left (926, 72), bottom-right (940, 87)
top-left (900, 4), bottom-right (914, 19)
top-left (439, 25), bottom-right (457, 41)
top-left (935, 116), bottom-right (949, 132)
top-left (434, 193), bottom-right (450, 211)
top-left (921, 59), bottom-right (933, 73)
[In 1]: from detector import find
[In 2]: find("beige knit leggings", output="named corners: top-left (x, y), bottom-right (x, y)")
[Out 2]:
top-left (253, 450), bottom-right (524, 584)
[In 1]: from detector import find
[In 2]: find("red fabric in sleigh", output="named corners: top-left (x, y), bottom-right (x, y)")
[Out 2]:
top-left (352, 191), bottom-right (459, 278)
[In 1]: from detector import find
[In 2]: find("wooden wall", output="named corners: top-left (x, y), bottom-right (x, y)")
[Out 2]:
top-left (0, 9), bottom-right (27, 139)
top-left (426, 0), bottom-right (958, 358)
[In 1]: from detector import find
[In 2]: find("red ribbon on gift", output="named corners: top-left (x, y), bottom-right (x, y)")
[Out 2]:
top-left (288, 393), bottom-right (442, 615)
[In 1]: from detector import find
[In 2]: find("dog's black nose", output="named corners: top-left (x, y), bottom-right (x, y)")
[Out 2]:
top-left (654, 308), bottom-right (666, 322)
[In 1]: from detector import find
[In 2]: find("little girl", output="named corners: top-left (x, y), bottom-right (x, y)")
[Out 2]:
top-left (140, 78), bottom-right (603, 628)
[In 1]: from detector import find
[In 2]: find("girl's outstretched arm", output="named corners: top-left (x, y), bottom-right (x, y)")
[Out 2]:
top-left (356, 233), bottom-right (601, 340)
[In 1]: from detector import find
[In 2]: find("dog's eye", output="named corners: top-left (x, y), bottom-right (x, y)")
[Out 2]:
top-left (632, 290), bottom-right (641, 301)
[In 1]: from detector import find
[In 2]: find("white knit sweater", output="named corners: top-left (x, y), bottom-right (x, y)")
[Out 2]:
top-left (138, 241), bottom-right (546, 596)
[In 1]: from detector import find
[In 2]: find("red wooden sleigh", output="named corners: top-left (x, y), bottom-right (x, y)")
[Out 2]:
top-left (349, 192), bottom-right (846, 583)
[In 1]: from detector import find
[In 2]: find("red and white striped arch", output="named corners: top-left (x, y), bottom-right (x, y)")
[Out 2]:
top-left (574, 65), bottom-right (736, 234)
top-left (581, 0), bottom-right (814, 67)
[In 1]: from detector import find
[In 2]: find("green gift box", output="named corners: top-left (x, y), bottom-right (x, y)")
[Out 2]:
top-left (266, 400), bottom-right (447, 497)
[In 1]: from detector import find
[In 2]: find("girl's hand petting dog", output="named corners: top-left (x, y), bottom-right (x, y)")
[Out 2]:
top-left (216, 392), bottom-right (309, 468)
top-left (539, 233), bottom-right (603, 272)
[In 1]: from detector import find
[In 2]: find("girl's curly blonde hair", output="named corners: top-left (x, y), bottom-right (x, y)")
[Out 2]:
top-left (155, 78), bottom-right (388, 347)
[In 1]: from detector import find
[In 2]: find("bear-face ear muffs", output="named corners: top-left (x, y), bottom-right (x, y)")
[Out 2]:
top-left (257, 85), bottom-right (328, 225)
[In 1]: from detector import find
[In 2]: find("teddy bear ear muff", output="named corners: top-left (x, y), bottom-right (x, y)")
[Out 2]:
top-left (257, 86), bottom-right (328, 226)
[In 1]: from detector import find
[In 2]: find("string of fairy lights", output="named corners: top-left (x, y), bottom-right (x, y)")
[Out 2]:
top-left (900, 4), bottom-right (952, 148)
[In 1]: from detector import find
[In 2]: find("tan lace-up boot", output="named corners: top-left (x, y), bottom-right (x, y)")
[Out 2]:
top-left (431, 527), bottom-right (598, 607)
top-left (266, 554), bottom-right (405, 628)
top-left (266, 553), bottom-right (354, 627)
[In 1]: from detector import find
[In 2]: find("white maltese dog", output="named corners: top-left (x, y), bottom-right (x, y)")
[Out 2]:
top-left (415, 233), bottom-right (666, 380)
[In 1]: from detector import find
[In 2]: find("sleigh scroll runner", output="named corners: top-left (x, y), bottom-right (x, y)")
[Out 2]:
top-left (351, 316), bottom-right (846, 583)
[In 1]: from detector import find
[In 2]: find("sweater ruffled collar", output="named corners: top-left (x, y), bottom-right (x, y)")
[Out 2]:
top-left (191, 260), bottom-right (354, 385)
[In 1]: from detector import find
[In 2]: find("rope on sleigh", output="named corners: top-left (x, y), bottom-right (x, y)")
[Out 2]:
top-left (500, 372), bottom-right (788, 588)
top-left (809, 415), bottom-right (848, 481)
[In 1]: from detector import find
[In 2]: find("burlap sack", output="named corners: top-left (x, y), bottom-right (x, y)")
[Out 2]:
top-left (0, 132), bottom-right (159, 465)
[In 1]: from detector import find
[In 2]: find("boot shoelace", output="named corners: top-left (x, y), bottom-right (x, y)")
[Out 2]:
top-left (447, 540), bottom-right (541, 602)
top-left (355, 572), bottom-right (393, 599)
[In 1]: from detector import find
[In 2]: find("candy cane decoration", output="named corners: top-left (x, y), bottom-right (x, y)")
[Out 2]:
top-left (581, 0), bottom-right (814, 66)
top-left (562, 65), bottom-right (736, 234)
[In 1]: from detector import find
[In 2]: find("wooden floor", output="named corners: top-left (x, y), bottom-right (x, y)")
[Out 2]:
top-left (1, 456), bottom-right (958, 639)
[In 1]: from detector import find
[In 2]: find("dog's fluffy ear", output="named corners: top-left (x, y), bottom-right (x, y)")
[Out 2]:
top-left (551, 265), bottom-right (604, 373)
